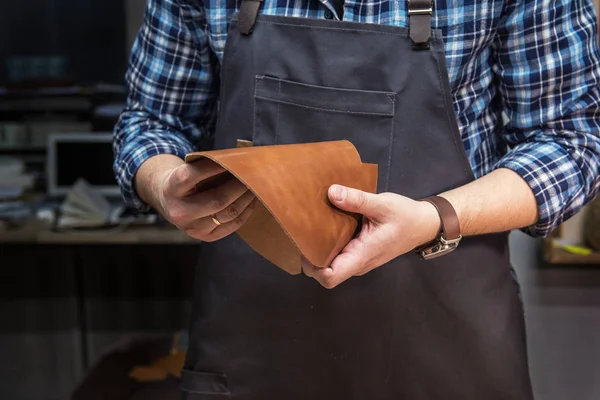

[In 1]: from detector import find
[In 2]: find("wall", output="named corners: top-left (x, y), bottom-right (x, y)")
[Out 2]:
top-left (125, 0), bottom-right (146, 53)
top-left (511, 233), bottom-right (600, 400)
top-left (0, 1), bottom-right (127, 84)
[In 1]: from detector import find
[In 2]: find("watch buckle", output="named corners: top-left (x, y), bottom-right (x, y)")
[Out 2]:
top-left (417, 234), bottom-right (462, 260)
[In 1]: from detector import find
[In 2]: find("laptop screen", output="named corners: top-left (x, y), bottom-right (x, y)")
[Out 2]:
top-left (47, 133), bottom-right (119, 196)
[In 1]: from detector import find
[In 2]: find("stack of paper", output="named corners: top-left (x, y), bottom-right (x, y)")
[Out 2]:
top-left (58, 178), bottom-right (112, 228)
top-left (0, 157), bottom-right (34, 199)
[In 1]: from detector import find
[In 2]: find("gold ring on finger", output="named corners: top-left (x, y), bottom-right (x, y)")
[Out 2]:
top-left (211, 215), bottom-right (222, 226)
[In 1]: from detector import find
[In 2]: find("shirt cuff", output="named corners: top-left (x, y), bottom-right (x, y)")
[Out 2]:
top-left (494, 141), bottom-right (585, 238)
top-left (114, 131), bottom-right (195, 212)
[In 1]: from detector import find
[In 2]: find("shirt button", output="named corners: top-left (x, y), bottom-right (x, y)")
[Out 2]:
top-left (324, 10), bottom-right (334, 19)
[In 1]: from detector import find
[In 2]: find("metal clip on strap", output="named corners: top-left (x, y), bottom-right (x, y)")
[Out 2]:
top-left (239, 0), bottom-right (263, 35)
top-left (408, 0), bottom-right (432, 49)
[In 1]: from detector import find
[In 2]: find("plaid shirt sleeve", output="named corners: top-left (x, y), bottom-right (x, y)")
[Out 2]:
top-left (493, 0), bottom-right (600, 237)
top-left (113, 0), bottom-right (218, 211)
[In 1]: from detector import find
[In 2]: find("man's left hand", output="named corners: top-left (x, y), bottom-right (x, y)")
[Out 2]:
top-left (302, 184), bottom-right (441, 289)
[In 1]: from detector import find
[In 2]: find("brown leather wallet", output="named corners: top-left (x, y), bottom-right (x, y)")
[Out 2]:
top-left (185, 140), bottom-right (378, 275)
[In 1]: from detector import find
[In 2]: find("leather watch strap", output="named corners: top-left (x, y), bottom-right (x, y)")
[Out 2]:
top-left (421, 196), bottom-right (461, 241)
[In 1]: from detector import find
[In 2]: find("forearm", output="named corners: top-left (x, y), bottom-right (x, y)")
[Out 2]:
top-left (437, 168), bottom-right (538, 237)
top-left (113, 113), bottom-right (196, 211)
top-left (135, 154), bottom-right (185, 212)
top-left (490, 0), bottom-right (600, 236)
top-left (114, 0), bottom-right (217, 211)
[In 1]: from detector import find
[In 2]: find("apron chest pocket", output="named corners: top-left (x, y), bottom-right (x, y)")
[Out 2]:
top-left (253, 76), bottom-right (396, 192)
top-left (180, 369), bottom-right (231, 399)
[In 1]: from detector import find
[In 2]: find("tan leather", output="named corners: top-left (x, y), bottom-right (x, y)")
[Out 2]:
top-left (185, 140), bottom-right (378, 275)
top-left (421, 195), bottom-right (461, 240)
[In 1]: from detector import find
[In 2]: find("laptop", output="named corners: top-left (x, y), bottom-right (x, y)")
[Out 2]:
top-left (46, 132), bottom-right (120, 199)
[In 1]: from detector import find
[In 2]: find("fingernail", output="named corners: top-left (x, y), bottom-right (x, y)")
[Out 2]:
top-left (333, 185), bottom-right (346, 202)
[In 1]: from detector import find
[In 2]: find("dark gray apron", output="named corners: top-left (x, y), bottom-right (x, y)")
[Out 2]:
top-left (181, 1), bottom-right (534, 398)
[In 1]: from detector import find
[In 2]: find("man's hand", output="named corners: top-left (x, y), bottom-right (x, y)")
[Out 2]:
top-left (135, 154), bottom-right (256, 241)
top-left (302, 184), bottom-right (441, 289)
top-left (302, 168), bottom-right (539, 289)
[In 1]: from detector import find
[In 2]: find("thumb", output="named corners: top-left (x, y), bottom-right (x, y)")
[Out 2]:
top-left (328, 184), bottom-right (384, 220)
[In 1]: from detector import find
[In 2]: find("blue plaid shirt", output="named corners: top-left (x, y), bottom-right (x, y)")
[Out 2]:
top-left (114, 0), bottom-right (600, 237)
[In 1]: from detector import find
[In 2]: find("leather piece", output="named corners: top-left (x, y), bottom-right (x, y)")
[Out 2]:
top-left (185, 140), bottom-right (378, 275)
top-left (409, 14), bottom-right (431, 46)
top-left (421, 195), bottom-right (461, 240)
top-left (408, 0), bottom-right (432, 46)
top-left (238, 0), bottom-right (262, 35)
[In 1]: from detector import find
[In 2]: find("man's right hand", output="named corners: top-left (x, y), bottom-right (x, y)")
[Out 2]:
top-left (135, 154), bottom-right (256, 242)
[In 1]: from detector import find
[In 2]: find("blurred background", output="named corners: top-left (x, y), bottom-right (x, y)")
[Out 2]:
top-left (0, 1), bottom-right (599, 399)
top-left (1, 1), bottom-right (198, 399)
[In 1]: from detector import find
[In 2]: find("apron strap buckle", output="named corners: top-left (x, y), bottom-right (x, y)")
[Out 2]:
top-left (239, 0), bottom-right (264, 35)
top-left (408, 0), bottom-right (433, 50)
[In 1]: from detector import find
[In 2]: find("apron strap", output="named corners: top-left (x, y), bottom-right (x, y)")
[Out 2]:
top-left (239, 0), bottom-right (432, 45)
top-left (239, 0), bottom-right (263, 35)
top-left (408, 0), bottom-right (432, 49)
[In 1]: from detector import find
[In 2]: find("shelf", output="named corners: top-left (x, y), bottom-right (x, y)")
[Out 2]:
top-left (0, 147), bottom-right (46, 155)
top-left (0, 219), bottom-right (199, 245)
top-left (544, 247), bottom-right (600, 264)
top-left (543, 238), bottom-right (600, 265)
